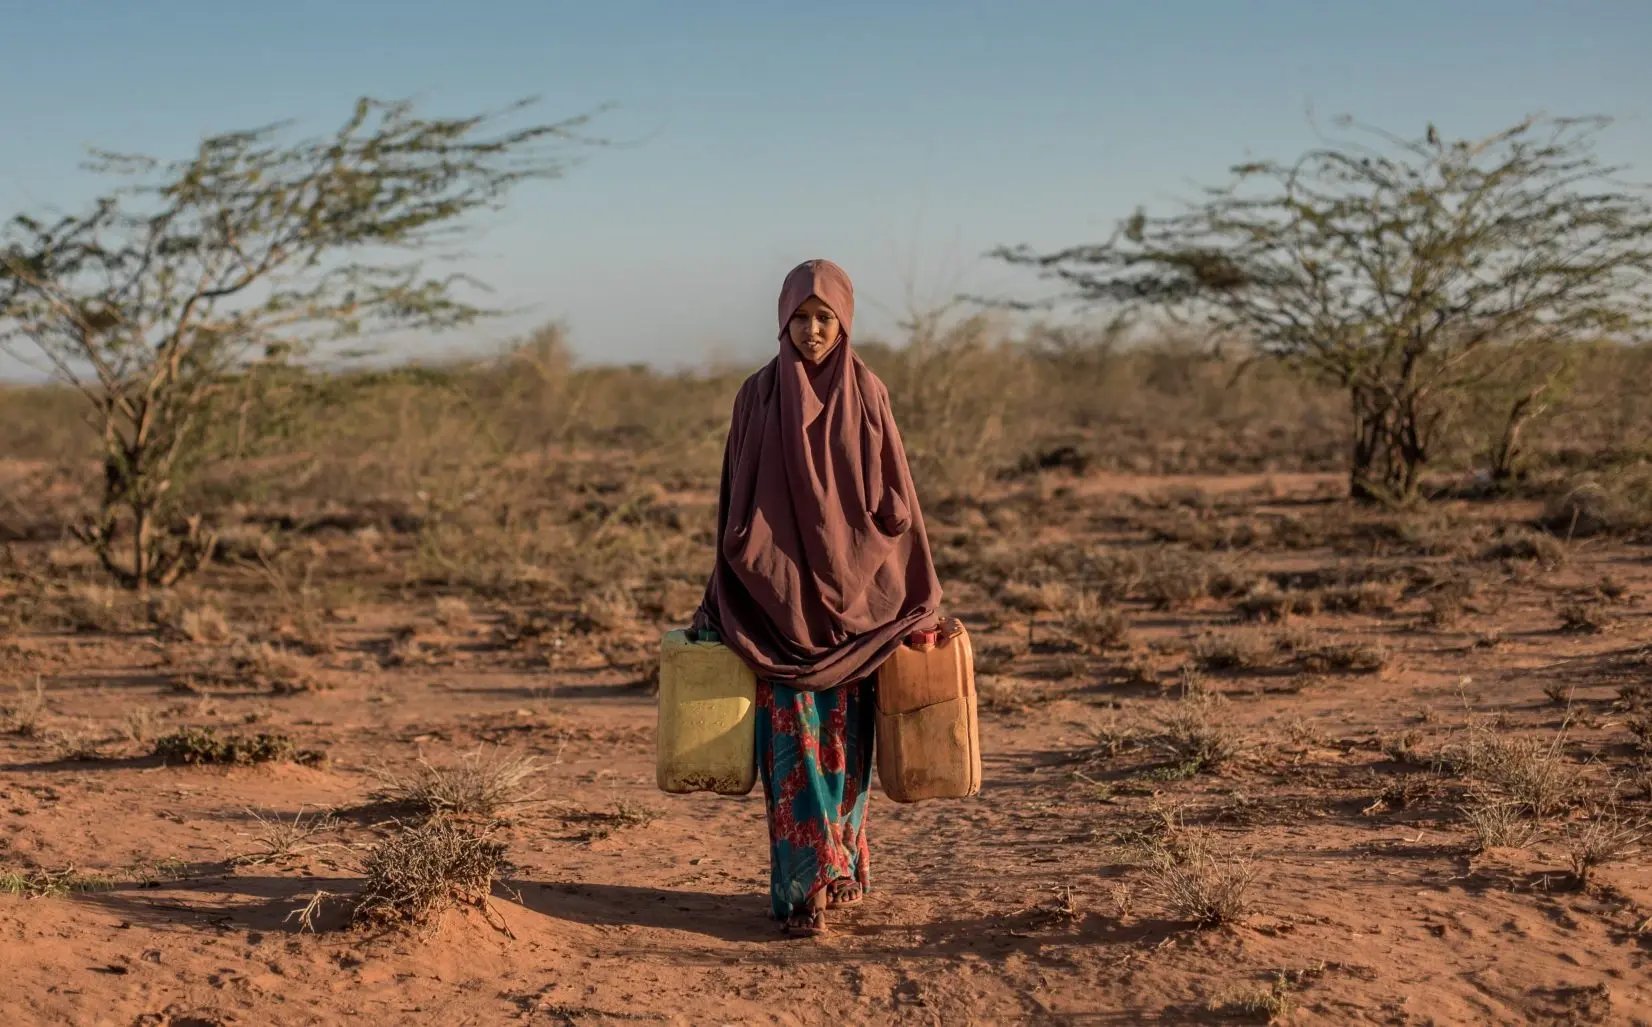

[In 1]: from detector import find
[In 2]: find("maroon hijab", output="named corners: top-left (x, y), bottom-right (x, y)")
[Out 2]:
top-left (692, 259), bottom-right (942, 691)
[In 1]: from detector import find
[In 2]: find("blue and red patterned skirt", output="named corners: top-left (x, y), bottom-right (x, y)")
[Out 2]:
top-left (755, 678), bottom-right (875, 921)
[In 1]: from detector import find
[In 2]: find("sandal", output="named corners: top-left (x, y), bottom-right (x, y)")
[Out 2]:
top-left (784, 907), bottom-right (830, 937)
top-left (827, 881), bottom-right (863, 908)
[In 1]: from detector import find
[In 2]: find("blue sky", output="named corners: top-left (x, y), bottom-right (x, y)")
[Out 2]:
top-left (1, 0), bottom-right (1648, 378)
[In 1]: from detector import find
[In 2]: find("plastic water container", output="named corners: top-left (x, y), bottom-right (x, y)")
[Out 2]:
top-left (875, 617), bottom-right (982, 802)
top-left (655, 629), bottom-right (758, 795)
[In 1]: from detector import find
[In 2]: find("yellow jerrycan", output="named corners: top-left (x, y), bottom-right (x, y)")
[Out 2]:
top-left (874, 617), bottom-right (982, 802)
top-left (655, 628), bottom-right (758, 795)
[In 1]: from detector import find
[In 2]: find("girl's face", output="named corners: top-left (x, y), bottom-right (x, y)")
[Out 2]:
top-left (787, 295), bottom-right (841, 365)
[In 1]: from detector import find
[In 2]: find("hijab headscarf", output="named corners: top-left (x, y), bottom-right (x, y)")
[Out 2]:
top-left (692, 259), bottom-right (942, 691)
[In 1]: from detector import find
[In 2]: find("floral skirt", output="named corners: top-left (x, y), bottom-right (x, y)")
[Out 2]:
top-left (755, 678), bottom-right (874, 921)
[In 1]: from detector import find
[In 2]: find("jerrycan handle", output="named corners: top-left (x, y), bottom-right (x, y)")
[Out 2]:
top-left (904, 617), bottom-right (961, 651)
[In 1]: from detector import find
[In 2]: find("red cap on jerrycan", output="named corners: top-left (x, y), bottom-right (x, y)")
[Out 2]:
top-left (904, 628), bottom-right (941, 650)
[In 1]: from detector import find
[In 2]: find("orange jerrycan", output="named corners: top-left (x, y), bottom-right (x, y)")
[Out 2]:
top-left (655, 628), bottom-right (758, 796)
top-left (875, 617), bottom-right (981, 802)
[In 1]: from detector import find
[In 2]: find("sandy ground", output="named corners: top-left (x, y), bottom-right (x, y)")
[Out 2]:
top-left (3, 470), bottom-right (1651, 1026)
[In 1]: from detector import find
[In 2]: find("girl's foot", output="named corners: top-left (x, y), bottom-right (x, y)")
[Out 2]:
top-left (826, 881), bottom-right (863, 908)
top-left (784, 891), bottom-right (830, 937)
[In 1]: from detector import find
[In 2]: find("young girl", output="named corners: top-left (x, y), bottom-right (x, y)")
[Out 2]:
top-left (692, 259), bottom-right (942, 937)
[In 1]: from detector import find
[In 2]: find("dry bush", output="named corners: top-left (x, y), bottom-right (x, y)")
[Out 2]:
top-left (1381, 730), bottom-right (1427, 765)
top-left (1540, 474), bottom-right (1652, 539)
top-left (121, 706), bottom-right (160, 744)
top-left (372, 746), bottom-right (543, 818)
top-left (573, 584), bottom-right (640, 635)
top-left (433, 597), bottom-right (476, 631)
top-left (974, 639), bottom-right (1029, 677)
top-left (153, 727), bottom-right (320, 766)
top-left (1191, 631), bottom-right (1271, 673)
top-left (351, 818), bottom-right (511, 933)
top-left (1542, 682), bottom-right (1576, 707)
top-left (1057, 591), bottom-right (1130, 652)
top-left (1417, 574), bottom-right (1478, 629)
top-left (1233, 582), bottom-right (1319, 623)
top-left (163, 604), bottom-right (233, 644)
top-left (1298, 640), bottom-right (1390, 675)
top-left (1479, 527), bottom-right (1569, 569)
top-left (1372, 773), bottom-right (1438, 813)
top-left (42, 583), bottom-right (146, 634)
top-left (1558, 602), bottom-right (1614, 635)
top-left (1115, 652), bottom-right (1160, 689)
top-left (1318, 580), bottom-right (1403, 615)
top-left (1564, 805), bottom-right (1646, 886)
top-left (208, 641), bottom-right (322, 693)
top-left (382, 625), bottom-right (456, 668)
top-left (1463, 800), bottom-right (1542, 851)
top-left (999, 580), bottom-right (1062, 614)
top-left (1146, 834), bottom-right (1258, 926)
top-left (1076, 714), bottom-right (1145, 767)
top-left (1138, 550), bottom-right (1251, 610)
top-left (1625, 714), bottom-right (1652, 754)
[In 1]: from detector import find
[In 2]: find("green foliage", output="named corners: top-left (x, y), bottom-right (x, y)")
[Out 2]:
top-left (0, 96), bottom-right (601, 590)
top-left (995, 114), bottom-right (1652, 503)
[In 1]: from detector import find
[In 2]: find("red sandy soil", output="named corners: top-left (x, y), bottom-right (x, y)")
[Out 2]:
top-left (3, 471), bottom-right (1650, 1025)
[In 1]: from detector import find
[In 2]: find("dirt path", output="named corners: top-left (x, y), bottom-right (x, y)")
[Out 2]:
top-left (5, 477), bottom-right (1652, 1024)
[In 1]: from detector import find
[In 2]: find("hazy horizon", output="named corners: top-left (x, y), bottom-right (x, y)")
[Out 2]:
top-left (2, 0), bottom-right (1649, 383)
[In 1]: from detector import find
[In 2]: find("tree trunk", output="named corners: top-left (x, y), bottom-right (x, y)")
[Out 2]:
top-left (1348, 389), bottom-right (1426, 505)
top-left (1489, 389), bottom-right (1545, 490)
top-left (132, 503), bottom-right (151, 597)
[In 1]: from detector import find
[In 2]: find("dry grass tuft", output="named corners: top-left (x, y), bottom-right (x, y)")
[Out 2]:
top-left (231, 807), bottom-right (345, 867)
top-left (47, 725), bottom-right (110, 762)
top-left (350, 818), bottom-right (512, 933)
top-left (1564, 805), bottom-right (1646, 887)
top-left (372, 745), bottom-right (543, 818)
top-left (1447, 724), bottom-right (1583, 818)
top-left (1463, 800), bottom-right (1541, 851)
top-left (1, 677), bottom-right (47, 737)
top-left (1146, 834), bottom-right (1258, 926)
top-left (1209, 975), bottom-right (1294, 1024)
top-left (1156, 696), bottom-right (1242, 773)
top-left (174, 604), bottom-right (233, 644)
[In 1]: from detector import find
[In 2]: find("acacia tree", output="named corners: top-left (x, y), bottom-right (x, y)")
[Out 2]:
top-left (0, 96), bottom-right (599, 591)
top-left (993, 115), bottom-right (1652, 503)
